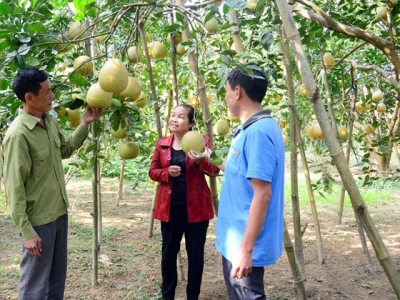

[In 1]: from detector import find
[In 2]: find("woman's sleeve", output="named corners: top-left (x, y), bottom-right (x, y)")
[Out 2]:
top-left (148, 143), bottom-right (170, 183)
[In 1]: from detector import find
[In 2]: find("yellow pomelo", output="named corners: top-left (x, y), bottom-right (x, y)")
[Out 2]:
top-left (86, 82), bottom-right (113, 108)
top-left (54, 106), bottom-right (67, 118)
top-left (214, 119), bottom-right (230, 136)
top-left (312, 123), bottom-right (324, 139)
top-left (363, 124), bottom-right (375, 134)
top-left (127, 46), bottom-right (142, 63)
top-left (337, 126), bottom-right (349, 141)
top-left (372, 90), bottom-right (383, 103)
top-left (228, 114), bottom-right (240, 122)
top-left (148, 42), bottom-right (154, 58)
top-left (118, 141), bottom-right (140, 159)
top-left (93, 34), bottom-right (106, 44)
top-left (181, 131), bottom-right (205, 153)
top-left (305, 125), bottom-right (316, 140)
top-left (73, 55), bottom-right (94, 76)
top-left (323, 53), bottom-right (335, 70)
top-left (66, 21), bottom-right (85, 41)
top-left (213, 0), bottom-right (222, 6)
top-left (152, 42), bottom-right (168, 60)
top-left (134, 91), bottom-right (148, 108)
top-left (377, 102), bottom-right (387, 113)
top-left (167, 32), bottom-right (182, 44)
top-left (67, 109), bottom-right (81, 122)
top-left (299, 85), bottom-right (307, 97)
top-left (274, 94), bottom-right (283, 102)
top-left (118, 77), bottom-right (142, 102)
top-left (377, 7), bottom-right (388, 21)
top-left (246, 0), bottom-right (258, 11)
top-left (204, 17), bottom-right (218, 33)
top-left (356, 101), bottom-right (371, 112)
top-left (67, 120), bottom-right (81, 128)
top-left (176, 43), bottom-right (186, 56)
top-left (54, 35), bottom-right (71, 52)
top-left (188, 94), bottom-right (212, 108)
top-left (111, 126), bottom-right (128, 139)
top-left (99, 59), bottom-right (129, 93)
top-left (57, 62), bottom-right (67, 71)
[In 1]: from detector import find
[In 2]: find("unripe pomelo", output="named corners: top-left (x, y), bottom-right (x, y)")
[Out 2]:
top-left (127, 46), bottom-right (142, 63)
top-left (181, 131), bottom-right (205, 153)
top-left (66, 21), bottom-right (85, 41)
top-left (313, 123), bottom-right (324, 140)
top-left (176, 43), bottom-right (186, 56)
top-left (86, 82), bottom-right (113, 108)
top-left (134, 91), bottom-right (148, 108)
top-left (118, 141), bottom-right (140, 159)
top-left (67, 109), bottom-right (81, 122)
top-left (363, 124), bottom-right (375, 134)
top-left (246, 0), bottom-right (258, 11)
top-left (228, 114), bottom-right (240, 122)
top-left (376, 102), bottom-right (387, 113)
top-left (204, 16), bottom-right (218, 33)
top-left (54, 106), bottom-right (67, 118)
top-left (99, 59), bottom-right (129, 93)
top-left (167, 32), bottom-right (182, 44)
top-left (118, 77), bottom-right (141, 102)
top-left (323, 53), bottom-right (335, 70)
top-left (152, 42), bottom-right (168, 60)
top-left (73, 55), bottom-right (94, 76)
top-left (67, 120), bottom-right (81, 128)
top-left (111, 126), bottom-right (128, 139)
top-left (372, 90), bottom-right (383, 103)
top-left (337, 126), bottom-right (349, 141)
top-left (299, 85), bottom-right (307, 97)
top-left (377, 7), bottom-right (388, 21)
top-left (213, 119), bottom-right (230, 136)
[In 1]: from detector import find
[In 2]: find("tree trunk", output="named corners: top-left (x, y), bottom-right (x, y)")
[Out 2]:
top-left (276, 1), bottom-right (400, 297)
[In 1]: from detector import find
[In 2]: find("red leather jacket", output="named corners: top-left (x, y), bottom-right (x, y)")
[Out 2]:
top-left (149, 133), bottom-right (220, 222)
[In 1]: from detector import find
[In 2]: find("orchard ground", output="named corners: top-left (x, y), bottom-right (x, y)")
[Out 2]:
top-left (0, 167), bottom-right (399, 300)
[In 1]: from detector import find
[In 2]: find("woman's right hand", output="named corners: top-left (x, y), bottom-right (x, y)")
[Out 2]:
top-left (169, 165), bottom-right (181, 177)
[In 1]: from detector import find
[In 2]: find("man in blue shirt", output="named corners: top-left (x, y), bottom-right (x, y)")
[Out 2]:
top-left (215, 65), bottom-right (285, 299)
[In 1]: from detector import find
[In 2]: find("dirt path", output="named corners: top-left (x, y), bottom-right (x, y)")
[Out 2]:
top-left (0, 177), bottom-right (399, 299)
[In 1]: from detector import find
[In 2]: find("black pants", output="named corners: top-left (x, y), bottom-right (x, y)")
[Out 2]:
top-left (19, 214), bottom-right (68, 300)
top-left (161, 204), bottom-right (209, 300)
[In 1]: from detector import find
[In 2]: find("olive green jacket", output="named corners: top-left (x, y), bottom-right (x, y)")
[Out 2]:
top-left (3, 109), bottom-right (88, 240)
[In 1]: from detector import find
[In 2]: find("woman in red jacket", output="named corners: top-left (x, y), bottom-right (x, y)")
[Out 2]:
top-left (149, 104), bottom-right (220, 300)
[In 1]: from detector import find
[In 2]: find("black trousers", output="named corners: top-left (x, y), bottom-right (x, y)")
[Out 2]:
top-left (19, 214), bottom-right (68, 300)
top-left (161, 204), bottom-right (209, 300)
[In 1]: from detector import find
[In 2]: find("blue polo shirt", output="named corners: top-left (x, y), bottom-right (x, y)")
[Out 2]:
top-left (216, 111), bottom-right (285, 267)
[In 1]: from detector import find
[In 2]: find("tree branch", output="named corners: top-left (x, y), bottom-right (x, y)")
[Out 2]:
top-left (293, 0), bottom-right (400, 73)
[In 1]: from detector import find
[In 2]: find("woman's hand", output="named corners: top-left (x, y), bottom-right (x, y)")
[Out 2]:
top-left (187, 150), bottom-right (206, 165)
top-left (169, 165), bottom-right (181, 177)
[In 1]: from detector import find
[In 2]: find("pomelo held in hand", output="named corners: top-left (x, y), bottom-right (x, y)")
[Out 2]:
top-left (118, 141), bottom-right (140, 159)
top-left (86, 82), bottom-right (113, 108)
top-left (181, 131), bottom-right (205, 153)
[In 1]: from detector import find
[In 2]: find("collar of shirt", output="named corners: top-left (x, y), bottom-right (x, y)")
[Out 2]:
top-left (241, 108), bottom-right (272, 130)
top-left (18, 108), bottom-right (46, 130)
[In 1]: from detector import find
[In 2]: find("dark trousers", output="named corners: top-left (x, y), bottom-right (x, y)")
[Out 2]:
top-left (161, 204), bottom-right (209, 300)
top-left (19, 214), bottom-right (68, 300)
top-left (222, 256), bottom-right (266, 300)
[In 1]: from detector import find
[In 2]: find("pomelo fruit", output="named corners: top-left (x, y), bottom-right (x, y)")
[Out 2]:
top-left (181, 131), bottom-right (205, 153)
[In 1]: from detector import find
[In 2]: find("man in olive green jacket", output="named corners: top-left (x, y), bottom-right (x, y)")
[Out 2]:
top-left (3, 66), bottom-right (104, 299)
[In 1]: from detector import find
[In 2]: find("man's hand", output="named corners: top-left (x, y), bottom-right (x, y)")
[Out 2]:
top-left (24, 235), bottom-right (42, 257)
top-left (81, 107), bottom-right (106, 128)
top-left (231, 246), bottom-right (253, 279)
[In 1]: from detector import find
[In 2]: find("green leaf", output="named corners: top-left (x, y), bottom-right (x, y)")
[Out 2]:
top-left (0, 78), bottom-right (9, 90)
top-left (261, 32), bottom-right (274, 50)
top-left (0, 1), bottom-right (11, 16)
top-left (69, 72), bottom-right (89, 86)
